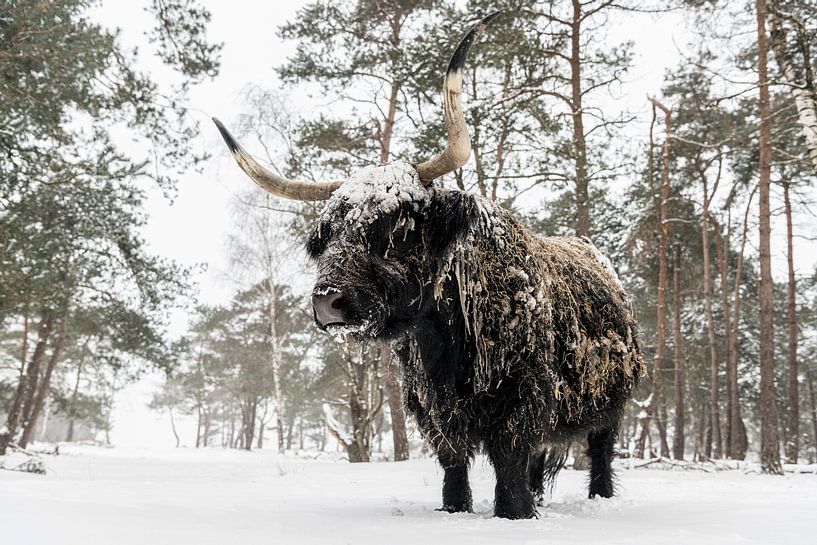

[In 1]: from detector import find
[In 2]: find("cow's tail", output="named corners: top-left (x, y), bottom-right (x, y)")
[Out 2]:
top-left (542, 443), bottom-right (569, 494)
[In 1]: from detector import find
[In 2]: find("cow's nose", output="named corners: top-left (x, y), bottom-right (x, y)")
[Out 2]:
top-left (312, 290), bottom-right (347, 327)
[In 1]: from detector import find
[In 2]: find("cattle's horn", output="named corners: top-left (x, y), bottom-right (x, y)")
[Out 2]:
top-left (415, 11), bottom-right (500, 185)
top-left (213, 117), bottom-right (342, 201)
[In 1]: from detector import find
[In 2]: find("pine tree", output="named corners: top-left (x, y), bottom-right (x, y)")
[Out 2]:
top-left (276, 0), bottom-right (452, 462)
top-left (0, 0), bottom-right (221, 454)
top-left (523, 0), bottom-right (635, 237)
top-left (756, 0), bottom-right (784, 475)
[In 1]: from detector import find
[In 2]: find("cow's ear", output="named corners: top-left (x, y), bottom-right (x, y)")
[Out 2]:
top-left (423, 191), bottom-right (478, 258)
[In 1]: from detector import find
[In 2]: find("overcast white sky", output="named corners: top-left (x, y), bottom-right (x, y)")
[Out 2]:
top-left (106, 1), bottom-right (688, 308)
top-left (94, 0), bottom-right (317, 446)
top-left (90, 1), bottom-right (813, 447)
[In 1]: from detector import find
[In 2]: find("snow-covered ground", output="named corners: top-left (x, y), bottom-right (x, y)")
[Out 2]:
top-left (1, 446), bottom-right (815, 545)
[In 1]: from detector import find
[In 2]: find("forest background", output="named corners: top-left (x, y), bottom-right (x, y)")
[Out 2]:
top-left (2, 0), bottom-right (817, 477)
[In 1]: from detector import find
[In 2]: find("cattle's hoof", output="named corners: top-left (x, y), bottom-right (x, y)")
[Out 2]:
top-left (495, 511), bottom-right (539, 520)
top-left (588, 491), bottom-right (614, 499)
top-left (494, 506), bottom-right (539, 520)
top-left (436, 503), bottom-right (472, 514)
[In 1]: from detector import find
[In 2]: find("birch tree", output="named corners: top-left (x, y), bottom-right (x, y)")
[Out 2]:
top-left (227, 192), bottom-right (305, 453)
top-left (767, 0), bottom-right (817, 171)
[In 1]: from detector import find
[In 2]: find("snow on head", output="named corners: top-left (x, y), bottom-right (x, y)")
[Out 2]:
top-left (322, 161), bottom-right (430, 226)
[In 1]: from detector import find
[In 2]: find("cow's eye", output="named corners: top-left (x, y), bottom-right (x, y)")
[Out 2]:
top-left (306, 221), bottom-right (332, 258)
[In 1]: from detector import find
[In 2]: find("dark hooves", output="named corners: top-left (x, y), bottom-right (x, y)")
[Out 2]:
top-left (494, 507), bottom-right (539, 520)
top-left (436, 504), bottom-right (473, 514)
top-left (589, 492), bottom-right (614, 499)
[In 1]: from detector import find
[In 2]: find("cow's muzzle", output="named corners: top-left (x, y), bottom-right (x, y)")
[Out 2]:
top-left (312, 288), bottom-right (347, 328)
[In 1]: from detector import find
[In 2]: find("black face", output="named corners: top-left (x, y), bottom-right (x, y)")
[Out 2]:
top-left (306, 162), bottom-right (478, 340)
top-left (308, 196), bottom-right (429, 339)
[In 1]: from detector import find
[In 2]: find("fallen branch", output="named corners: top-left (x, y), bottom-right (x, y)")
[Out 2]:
top-left (626, 457), bottom-right (817, 475)
top-left (0, 444), bottom-right (47, 475)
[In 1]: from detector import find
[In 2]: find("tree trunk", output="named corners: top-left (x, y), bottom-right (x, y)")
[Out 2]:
top-left (381, 343), bottom-right (409, 461)
top-left (783, 182), bottom-right (798, 463)
top-left (286, 415), bottom-right (295, 450)
top-left (491, 64), bottom-right (514, 202)
top-left (65, 352), bottom-right (86, 443)
top-left (228, 411), bottom-right (235, 449)
top-left (195, 405), bottom-right (203, 448)
top-left (345, 345), bottom-right (382, 463)
top-left (203, 409), bottom-right (211, 447)
top-left (701, 206), bottom-right (723, 459)
top-left (632, 396), bottom-right (651, 459)
top-left (704, 417), bottom-right (713, 460)
top-left (276, 414), bottom-right (285, 453)
top-left (102, 380), bottom-right (117, 447)
top-left (66, 418), bottom-right (76, 443)
top-left (235, 404), bottom-right (246, 450)
top-left (376, 412), bottom-right (384, 453)
top-left (672, 245), bottom-right (685, 460)
top-left (348, 379), bottom-right (372, 463)
top-left (0, 315), bottom-right (32, 455)
top-left (265, 275), bottom-right (286, 455)
top-left (378, 11), bottom-right (402, 165)
top-left (710, 216), bottom-right (733, 456)
top-left (756, 0), bottom-right (783, 475)
top-left (806, 368), bottom-right (817, 460)
top-left (325, 349), bottom-right (382, 462)
top-left (702, 395), bottom-right (715, 460)
top-left (380, 80), bottom-right (399, 164)
top-left (20, 312), bottom-right (64, 448)
top-left (243, 400), bottom-right (257, 451)
top-left (324, 399), bottom-right (370, 463)
top-left (169, 408), bottom-right (180, 448)
top-left (571, 0), bottom-right (590, 237)
top-left (18, 312), bottom-right (55, 436)
top-left (636, 99), bottom-right (672, 459)
top-left (655, 100), bottom-right (671, 459)
top-left (695, 396), bottom-right (707, 461)
top-left (38, 396), bottom-right (51, 442)
top-left (727, 187), bottom-right (756, 460)
top-left (21, 313), bottom-right (30, 368)
top-left (257, 416), bottom-right (265, 449)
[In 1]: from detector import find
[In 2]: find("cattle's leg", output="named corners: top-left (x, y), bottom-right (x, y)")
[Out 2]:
top-left (439, 461), bottom-right (472, 513)
top-left (587, 426), bottom-right (616, 499)
top-left (489, 444), bottom-right (537, 519)
top-left (435, 444), bottom-right (473, 513)
top-left (429, 427), bottom-right (474, 513)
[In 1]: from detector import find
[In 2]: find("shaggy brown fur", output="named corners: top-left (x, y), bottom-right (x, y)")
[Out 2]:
top-left (304, 163), bottom-right (644, 518)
